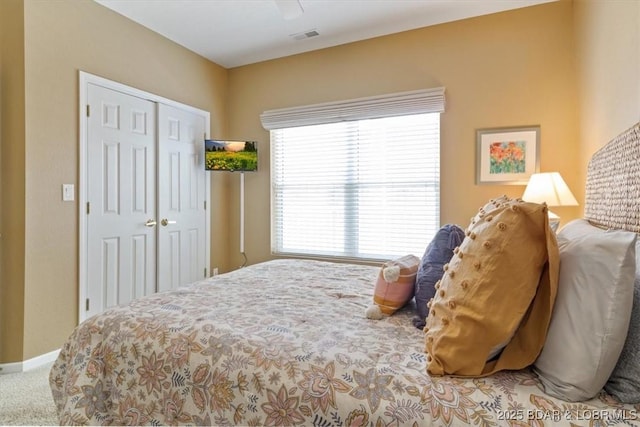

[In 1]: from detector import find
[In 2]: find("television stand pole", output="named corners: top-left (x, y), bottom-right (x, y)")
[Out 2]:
top-left (240, 171), bottom-right (245, 261)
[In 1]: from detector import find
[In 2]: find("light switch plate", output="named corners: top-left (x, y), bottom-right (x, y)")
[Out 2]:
top-left (62, 184), bottom-right (74, 201)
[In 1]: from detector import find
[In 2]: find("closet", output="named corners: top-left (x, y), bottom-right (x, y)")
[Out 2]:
top-left (80, 72), bottom-right (210, 321)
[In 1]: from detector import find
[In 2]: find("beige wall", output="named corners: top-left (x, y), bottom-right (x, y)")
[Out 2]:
top-left (574, 0), bottom-right (640, 197)
top-left (227, 1), bottom-right (580, 267)
top-left (1, 0), bottom-right (27, 363)
top-left (0, 0), bottom-right (229, 363)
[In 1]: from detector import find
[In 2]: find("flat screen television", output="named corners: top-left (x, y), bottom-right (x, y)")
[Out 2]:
top-left (204, 139), bottom-right (258, 172)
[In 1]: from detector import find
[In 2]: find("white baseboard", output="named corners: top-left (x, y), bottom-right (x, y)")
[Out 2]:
top-left (0, 349), bottom-right (60, 374)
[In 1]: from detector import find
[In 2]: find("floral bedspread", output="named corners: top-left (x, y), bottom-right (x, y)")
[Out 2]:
top-left (50, 259), bottom-right (640, 426)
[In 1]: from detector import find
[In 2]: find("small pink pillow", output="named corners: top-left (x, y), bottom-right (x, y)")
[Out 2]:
top-left (367, 255), bottom-right (420, 318)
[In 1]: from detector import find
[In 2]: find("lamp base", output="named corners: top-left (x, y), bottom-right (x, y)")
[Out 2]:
top-left (548, 210), bottom-right (560, 232)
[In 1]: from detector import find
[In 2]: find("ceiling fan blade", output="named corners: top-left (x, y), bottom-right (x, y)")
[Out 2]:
top-left (274, 0), bottom-right (304, 20)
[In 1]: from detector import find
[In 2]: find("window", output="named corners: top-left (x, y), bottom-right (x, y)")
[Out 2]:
top-left (262, 88), bottom-right (444, 261)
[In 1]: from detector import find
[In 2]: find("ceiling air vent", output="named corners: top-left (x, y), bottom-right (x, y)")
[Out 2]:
top-left (291, 29), bottom-right (320, 41)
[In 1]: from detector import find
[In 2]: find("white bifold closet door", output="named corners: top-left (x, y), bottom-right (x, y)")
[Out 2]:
top-left (157, 104), bottom-right (207, 293)
top-left (85, 83), bottom-right (206, 319)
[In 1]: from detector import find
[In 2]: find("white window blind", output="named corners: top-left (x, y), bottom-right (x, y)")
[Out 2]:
top-left (265, 88), bottom-right (444, 261)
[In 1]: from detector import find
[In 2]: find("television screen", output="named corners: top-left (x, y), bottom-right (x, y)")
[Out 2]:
top-left (204, 139), bottom-right (258, 172)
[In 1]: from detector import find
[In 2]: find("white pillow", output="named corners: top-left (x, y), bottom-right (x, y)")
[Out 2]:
top-left (534, 219), bottom-right (636, 401)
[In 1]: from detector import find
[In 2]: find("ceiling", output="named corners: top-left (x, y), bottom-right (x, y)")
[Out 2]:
top-left (95, 0), bottom-right (556, 69)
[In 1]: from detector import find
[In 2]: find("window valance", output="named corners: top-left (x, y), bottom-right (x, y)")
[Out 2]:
top-left (260, 87), bottom-right (445, 130)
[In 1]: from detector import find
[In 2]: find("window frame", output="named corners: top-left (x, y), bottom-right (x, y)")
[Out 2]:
top-left (262, 88), bottom-right (445, 261)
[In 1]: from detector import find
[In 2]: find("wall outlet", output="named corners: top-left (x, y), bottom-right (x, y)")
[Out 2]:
top-left (213, 267), bottom-right (219, 276)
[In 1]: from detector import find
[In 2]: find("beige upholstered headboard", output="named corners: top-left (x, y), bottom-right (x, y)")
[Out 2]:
top-left (584, 121), bottom-right (640, 233)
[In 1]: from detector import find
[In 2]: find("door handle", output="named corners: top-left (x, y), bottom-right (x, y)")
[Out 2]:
top-left (161, 218), bottom-right (177, 227)
top-left (145, 219), bottom-right (157, 227)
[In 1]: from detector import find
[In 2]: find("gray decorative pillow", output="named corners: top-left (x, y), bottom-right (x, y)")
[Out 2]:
top-left (412, 224), bottom-right (464, 329)
top-left (605, 239), bottom-right (640, 404)
top-left (534, 219), bottom-right (636, 402)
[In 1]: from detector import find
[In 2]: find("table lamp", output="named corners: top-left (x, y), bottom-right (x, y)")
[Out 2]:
top-left (522, 172), bottom-right (578, 231)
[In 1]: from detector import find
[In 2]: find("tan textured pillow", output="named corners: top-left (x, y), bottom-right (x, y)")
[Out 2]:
top-left (424, 196), bottom-right (559, 376)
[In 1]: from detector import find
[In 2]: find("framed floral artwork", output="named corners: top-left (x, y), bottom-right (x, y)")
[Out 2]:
top-left (476, 125), bottom-right (540, 185)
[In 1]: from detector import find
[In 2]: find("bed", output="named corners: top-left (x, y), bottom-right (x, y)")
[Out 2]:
top-left (50, 123), bottom-right (640, 426)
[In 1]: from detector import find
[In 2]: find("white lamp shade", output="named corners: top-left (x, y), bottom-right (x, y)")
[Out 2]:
top-left (522, 172), bottom-right (578, 207)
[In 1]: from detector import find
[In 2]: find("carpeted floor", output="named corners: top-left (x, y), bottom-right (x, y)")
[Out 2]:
top-left (0, 363), bottom-right (58, 426)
